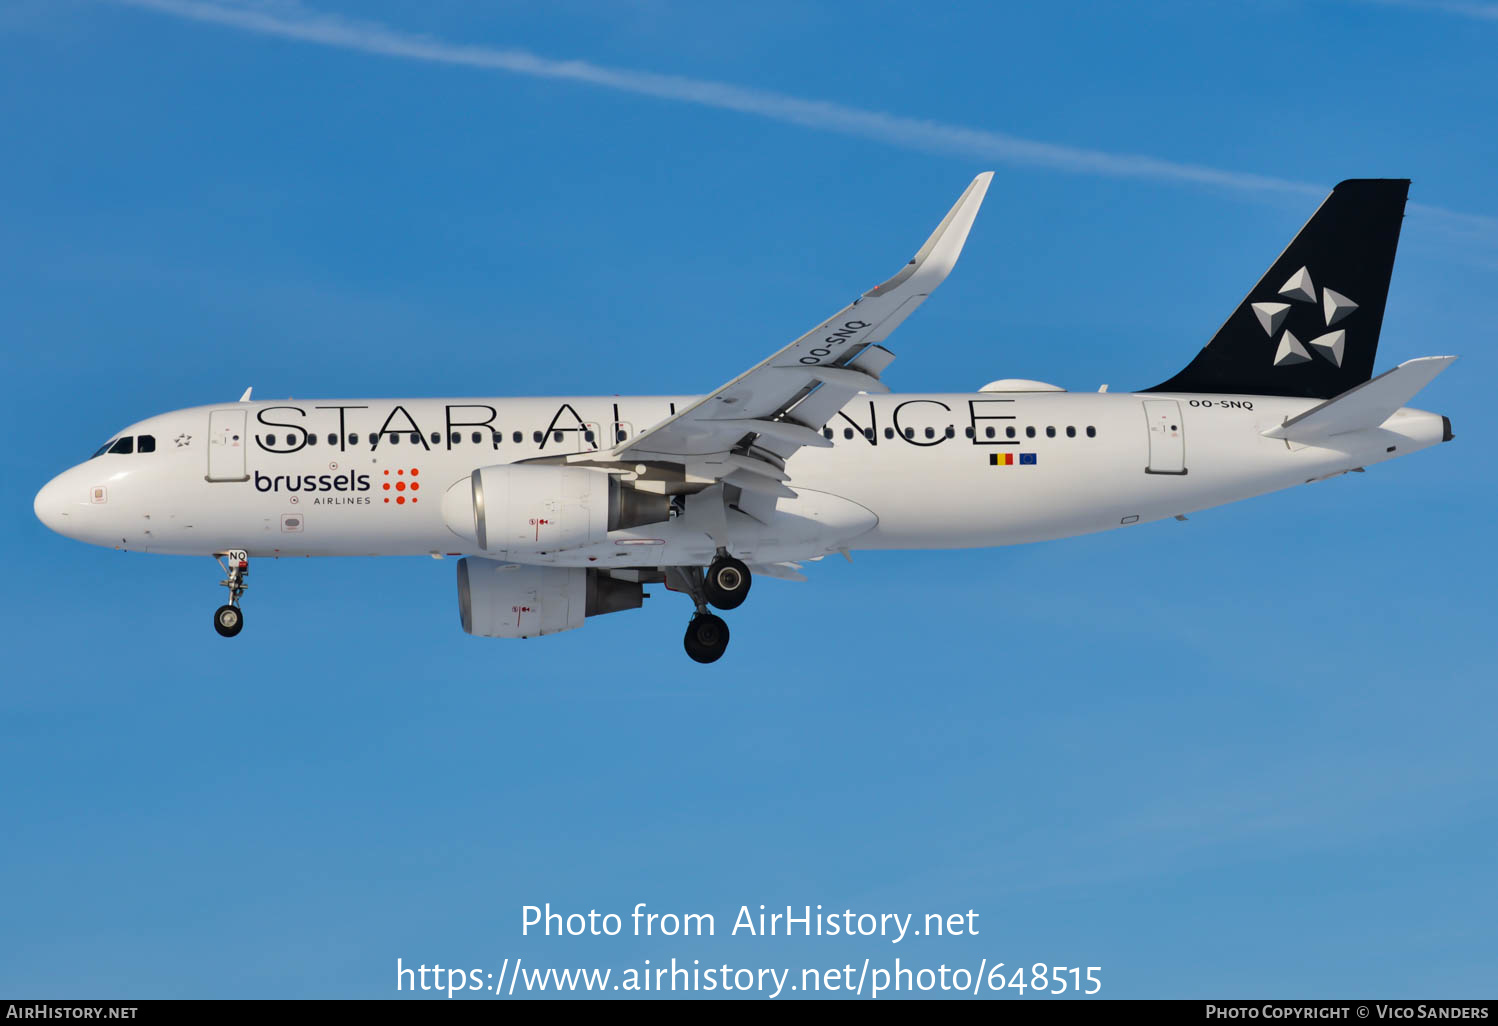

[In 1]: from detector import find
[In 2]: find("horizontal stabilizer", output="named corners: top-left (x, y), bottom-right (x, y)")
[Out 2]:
top-left (1263, 356), bottom-right (1455, 443)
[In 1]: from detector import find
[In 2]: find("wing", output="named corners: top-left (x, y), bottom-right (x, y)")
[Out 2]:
top-left (605, 173), bottom-right (993, 499)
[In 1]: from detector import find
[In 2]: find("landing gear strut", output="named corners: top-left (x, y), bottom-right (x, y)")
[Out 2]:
top-left (665, 564), bottom-right (736, 663)
top-left (213, 551), bottom-right (249, 638)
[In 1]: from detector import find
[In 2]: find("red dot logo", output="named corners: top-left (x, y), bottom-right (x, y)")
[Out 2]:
top-left (385, 469), bottom-right (421, 507)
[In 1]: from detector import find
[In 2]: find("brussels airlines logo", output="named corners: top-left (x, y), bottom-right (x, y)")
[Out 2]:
top-left (255, 469), bottom-right (372, 506)
top-left (380, 467), bottom-right (421, 505)
top-left (1252, 265), bottom-right (1358, 369)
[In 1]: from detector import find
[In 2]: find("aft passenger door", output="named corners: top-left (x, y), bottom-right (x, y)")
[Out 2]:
top-left (1142, 399), bottom-right (1187, 475)
top-left (207, 409), bottom-right (249, 482)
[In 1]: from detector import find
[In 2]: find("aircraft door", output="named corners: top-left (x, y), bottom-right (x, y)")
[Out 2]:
top-left (1142, 399), bottom-right (1187, 475)
top-left (576, 422), bottom-right (602, 453)
top-left (207, 409), bottom-right (249, 481)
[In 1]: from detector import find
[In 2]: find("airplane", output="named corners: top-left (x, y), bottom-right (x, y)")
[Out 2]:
top-left (33, 174), bottom-right (1455, 663)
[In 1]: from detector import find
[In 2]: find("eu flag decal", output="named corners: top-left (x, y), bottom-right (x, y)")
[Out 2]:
top-left (1020, 453), bottom-right (1037, 465)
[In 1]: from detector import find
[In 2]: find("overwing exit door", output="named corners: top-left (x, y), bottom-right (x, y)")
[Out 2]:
top-left (207, 409), bottom-right (249, 481)
top-left (1142, 399), bottom-right (1187, 475)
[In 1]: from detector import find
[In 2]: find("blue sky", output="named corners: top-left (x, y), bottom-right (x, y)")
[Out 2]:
top-left (2, 0), bottom-right (1493, 999)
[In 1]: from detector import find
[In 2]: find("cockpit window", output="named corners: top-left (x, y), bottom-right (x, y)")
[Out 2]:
top-left (137, 435), bottom-right (156, 453)
top-left (91, 439), bottom-right (116, 459)
top-left (108, 437), bottom-right (134, 455)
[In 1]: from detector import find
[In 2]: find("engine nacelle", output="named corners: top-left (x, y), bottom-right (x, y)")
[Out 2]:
top-left (441, 464), bottom-right (670, 557)
top-left (456, 559), bottom-right (645, 638)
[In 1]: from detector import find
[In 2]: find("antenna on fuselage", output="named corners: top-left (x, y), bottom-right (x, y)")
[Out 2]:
top-left (238, 387), bottom-right (253, 402)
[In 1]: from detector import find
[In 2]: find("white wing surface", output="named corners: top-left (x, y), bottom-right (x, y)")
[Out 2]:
top-left (608, 173), bottom-right (993, 492)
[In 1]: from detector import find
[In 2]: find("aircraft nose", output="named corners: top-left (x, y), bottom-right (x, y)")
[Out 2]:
top-left (34, 473), bottom-right (74, 536)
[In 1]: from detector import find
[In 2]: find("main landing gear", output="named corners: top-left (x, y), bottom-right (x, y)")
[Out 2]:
top-left (667, 553), bottom-right (753, 664)
top-left (213, 551), bottom-right (249, 638)
top-left (703, 554), bottom-right (752, 610)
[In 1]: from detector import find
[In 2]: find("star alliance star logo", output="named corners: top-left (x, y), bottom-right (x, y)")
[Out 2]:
top-left (1251, 266), bottom-right (1357, 368)
top-left (174, 433), bottom-right (192, 447)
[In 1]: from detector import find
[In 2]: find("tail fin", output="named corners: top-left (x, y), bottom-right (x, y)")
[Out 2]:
top-left (1145, 179), bottom-right (1409, 399)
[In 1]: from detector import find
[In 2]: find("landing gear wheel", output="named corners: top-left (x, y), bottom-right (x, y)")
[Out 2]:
top-left (703, 556), bottom-right (752, 610)
top-left (213, 604), bottom-right (244, 638)
top-left (683, 613), bottom-right (730, 664)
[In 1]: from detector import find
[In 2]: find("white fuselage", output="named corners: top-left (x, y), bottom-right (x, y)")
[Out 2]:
top-left (33, 390), bottom-right (1448, 567)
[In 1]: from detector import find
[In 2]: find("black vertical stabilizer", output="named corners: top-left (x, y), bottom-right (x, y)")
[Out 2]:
top-left (1144, 179), bottom-right (1409, 399)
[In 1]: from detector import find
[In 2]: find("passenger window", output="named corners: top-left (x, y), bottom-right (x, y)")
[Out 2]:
top-left (349, 433), bottom-right (359, 445)
top-left (904, 428), bottom-right (915, 440)
top-left (1045, 426), bottom-right (1056, 438)
top-left (823, 428), bottom-right (834, 439)
top-left (864, 428), bottom-right (874, 440)
top-left (471, 431), bottom-right (482, 444)
top-left (264, 434), bottom-right (277, 446)
top-left (1086, 426), bottom-right (1096, 438)
top-left (450, 432), bottom-right (460, 444)
top-left (1066, 426), bottom-right (1076, 438)
top-left (1025, 426), bottom-right (1035, 438)
top-left (884, 427), bottom-right (895, 439)
top-left (533, 431), bottom-right (543, 443)
top-left (585, 430), bottom-right (596, 444)
top-left (136, 435), bottom-right (156, 453)
top-left (492, 432), bottom-right (502, 445)
top-left (843, 428), bottom-right (854, 440)
top-left (109, 437), bottom-right (134, 455)
top-left (389, 433), bottom-right (400, 445)
top-left (409, 432), bottom-right (420, 444)
top-left (985, 427), bottom-right (995, 438)
top-left (616, 430), bottom-right (627, 443)
top-left (944, 426), bottom-right (955, 439)
top-left (430, 432), bottom-right (441, 445)
top-left (514, 431), bottom-right (523, 443)
top-left (305, 434), bottom-right (317, 447)
top-left (327, 433), bottom-right (337, 445)
top-left (1006, 426), bottom-right (1016, 438)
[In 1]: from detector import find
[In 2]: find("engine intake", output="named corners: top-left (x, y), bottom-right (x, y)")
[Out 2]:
top-left (442, 464), bottom-right (670, 556)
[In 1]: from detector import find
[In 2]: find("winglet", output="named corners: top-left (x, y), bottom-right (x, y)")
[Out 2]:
top-left (238, 387), bottom-right (253, 403)
top-left (863, 171), bottom-right (993, 298)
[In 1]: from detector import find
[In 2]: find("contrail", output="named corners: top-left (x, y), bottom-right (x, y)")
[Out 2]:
top-left (109, 0), bottom-right (1495, 239)
top-left (1359, 0), bottom-right (1498, 21)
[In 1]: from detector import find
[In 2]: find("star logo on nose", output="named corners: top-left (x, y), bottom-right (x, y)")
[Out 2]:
top-left (174, 434), bottom-right (192, 447)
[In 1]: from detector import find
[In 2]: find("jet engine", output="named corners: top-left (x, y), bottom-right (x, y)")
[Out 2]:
top-left (456, 559), bottom-right (646, 638)
top-left (441, 464), bottom-right (671, 557)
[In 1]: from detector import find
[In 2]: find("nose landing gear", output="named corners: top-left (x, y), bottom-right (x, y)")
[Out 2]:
top-left (213, 550), bottom-right (249, 638)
